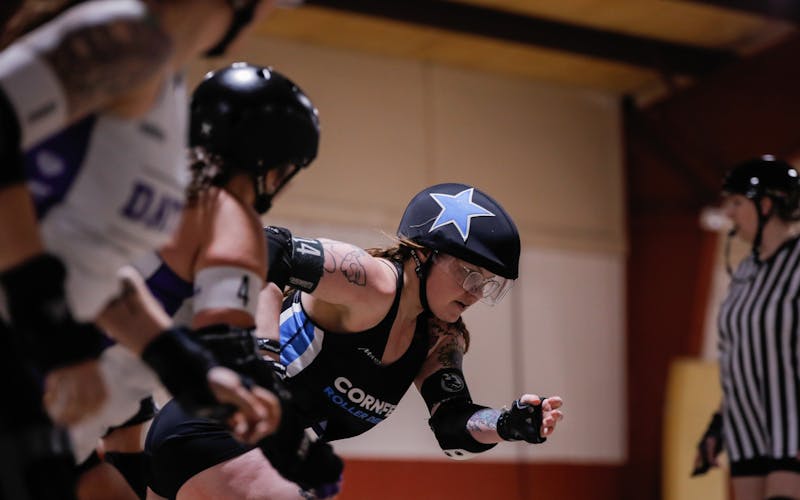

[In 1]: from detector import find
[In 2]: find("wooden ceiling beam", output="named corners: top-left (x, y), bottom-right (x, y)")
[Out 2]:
top-left (303, 0), bottom-right (737, 76)
top-left (677, 0), bottom-right (800, 24)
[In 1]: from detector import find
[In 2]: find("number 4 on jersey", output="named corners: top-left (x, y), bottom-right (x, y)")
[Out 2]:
top-left (237, 275), bottom-right (250, 306)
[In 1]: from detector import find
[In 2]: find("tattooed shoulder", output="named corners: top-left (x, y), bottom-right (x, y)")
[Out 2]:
top-left (40, 10), bottom-right (172, 119)
top-left (427, 317), bottom-right (466, 368)
top-left (428, 317), bottom-right (467, 343)
top-left (340, 248), bottom-right (367, 286)
top-left (320, 240), bottom-right (368, 286)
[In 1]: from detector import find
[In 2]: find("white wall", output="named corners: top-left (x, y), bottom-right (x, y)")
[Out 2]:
top-left (193, 34), bottom-right (626, 464)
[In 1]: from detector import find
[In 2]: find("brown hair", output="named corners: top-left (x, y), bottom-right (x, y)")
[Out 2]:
top-left (365, 239), bottom-right (472, 352)
top-left (186, 146), bottom-right (228, 201)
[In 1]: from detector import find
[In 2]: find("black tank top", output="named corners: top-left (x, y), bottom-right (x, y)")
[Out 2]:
top-left (278, 259), bottom-right (429, 441)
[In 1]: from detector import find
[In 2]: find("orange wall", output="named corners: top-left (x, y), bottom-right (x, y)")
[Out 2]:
top-left (339, 459), bottom-right (621, 500)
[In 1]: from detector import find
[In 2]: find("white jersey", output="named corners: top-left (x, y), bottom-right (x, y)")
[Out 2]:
top-left (25, 75), bottom-right (189, 321)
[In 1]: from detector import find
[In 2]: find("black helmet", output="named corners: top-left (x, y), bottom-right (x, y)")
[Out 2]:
top-left (397, 183), bottom-right (520, 279)
top-left (722, 155), bottom-right (800, 221)
top-left (721, 155), bottom-right (800, 278)
top-left (190, 62), bottom-right (319, 212)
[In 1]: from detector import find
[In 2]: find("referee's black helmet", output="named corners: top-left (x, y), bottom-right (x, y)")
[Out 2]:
top-left (723, 155), bottom-right (800, 221)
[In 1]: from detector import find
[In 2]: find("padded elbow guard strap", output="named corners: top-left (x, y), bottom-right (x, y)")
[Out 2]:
top-left (422, 368), bottom-right (496, 459)
top-left (264, 226), bottom-right (324, 292)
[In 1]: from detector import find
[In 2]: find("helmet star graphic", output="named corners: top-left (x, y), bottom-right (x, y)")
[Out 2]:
top-left (429, 188), bottom-right (495, 241)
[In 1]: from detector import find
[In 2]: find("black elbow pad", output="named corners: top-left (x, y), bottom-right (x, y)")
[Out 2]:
top-left (428, 400), bottom-right (497, 459)
top-left (264, 226), bottom-right (324, 292)
top-left (421, 368), bottom-right (495, 459)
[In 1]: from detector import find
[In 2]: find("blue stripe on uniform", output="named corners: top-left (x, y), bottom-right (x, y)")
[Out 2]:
top-left (144, 263), bottom-right (194, 316)
top-left (25, 115), bottom-right (96, 219)
top-left (279, 304), bottom-right (317, 367)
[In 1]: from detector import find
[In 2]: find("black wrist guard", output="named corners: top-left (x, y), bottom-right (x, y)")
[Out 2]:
top-left (141, 327), bottom-right (228, 419)
top-left (265, 226), bottom-right (292, 290)
top-left (258, 412), bottom-right (343, 492)
top-left (0, 253), bottom-right (106, 371)
top-left (256, 337), bottom-right (281, 354)
top-left (264, 226), bottom-right (324, 293)
top-left (692, 412), bottom-right (723, 476)
top-left (192, 324), bottom-right (261, 367)
top-left (497, 398), bottom-right (547, 444)
top-left (192, 324), bottom-right (285, 391)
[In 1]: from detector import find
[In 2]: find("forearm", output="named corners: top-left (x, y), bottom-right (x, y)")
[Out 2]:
top-left (95, 267), bottom-right (170, 355)
top-left (470, 396), bottom-right (558, 446)
top-left (254, 283), bottom-right (283, 342)
top-left (466, 407), bottom-right (503, 444)
top-left (0, 185), bottom-right (43, 270)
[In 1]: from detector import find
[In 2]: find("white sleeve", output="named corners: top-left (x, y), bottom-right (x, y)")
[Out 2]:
top-left (0, 0), bottom-right (148, 148)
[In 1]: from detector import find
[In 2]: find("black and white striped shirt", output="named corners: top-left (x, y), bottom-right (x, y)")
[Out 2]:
top-left (718, 236), bottom-right (800, 462)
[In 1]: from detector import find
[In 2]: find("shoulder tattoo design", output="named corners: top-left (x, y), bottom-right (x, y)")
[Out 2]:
top-left (428, 319), bottom-right (465, 368)
top-left (321, 241), bottom-right (368, 287)
top-left (340, 248), bottom-right (367, 286)
top-left (322, 242), bottom-right (337, 274)
top-left (42, 14), bottom-right (171, 117)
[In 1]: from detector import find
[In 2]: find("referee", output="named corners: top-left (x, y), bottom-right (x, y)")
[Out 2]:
top-left (695, 155), bottom-right (800, 500)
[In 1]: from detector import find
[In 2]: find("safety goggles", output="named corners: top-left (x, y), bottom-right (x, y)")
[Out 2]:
top-left (436, 254), bottom-right (514, 305)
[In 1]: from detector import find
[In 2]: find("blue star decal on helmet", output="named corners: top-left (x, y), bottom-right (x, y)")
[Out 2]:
top-left (429, 188), bottom-right (495, 242)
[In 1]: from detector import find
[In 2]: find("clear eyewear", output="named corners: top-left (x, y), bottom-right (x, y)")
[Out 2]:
top-left (438, 254), bottom-right (514, 305)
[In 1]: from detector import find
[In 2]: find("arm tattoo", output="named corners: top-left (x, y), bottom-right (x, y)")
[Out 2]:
top-left (436, 335), bottom-right (461, 368)
top-left (466, 408), bottom-right (501, 432)
top-left (322, 242), bottom-right (337, 274)
top-left (428, 318), bottom-right (465, 368)
top-left (41, 14), bottom-right (172, 119)
top-left (340, 249), bottom-right (367, 286)
top-left (319, 241), bottom-right (368, 285)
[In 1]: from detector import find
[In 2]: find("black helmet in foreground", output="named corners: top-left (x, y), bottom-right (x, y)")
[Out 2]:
top-left (190, 62), bottom-right (320, 212)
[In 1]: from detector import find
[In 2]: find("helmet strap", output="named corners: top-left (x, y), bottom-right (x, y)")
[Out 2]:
top-left (253, 174), bottom-right (271, 214)
top-left (205, 0), bottom-right (260, 57)
top-left (725, 197), bottom-right (772, 283)
top-left (751, 197), bottom-right (775, 265)
top-left (410, 249), bottom-right (435, 314)
top-left (724, 228), bottom-right (754, 283)
top-left (270, 166), bottom-right (301, 200)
